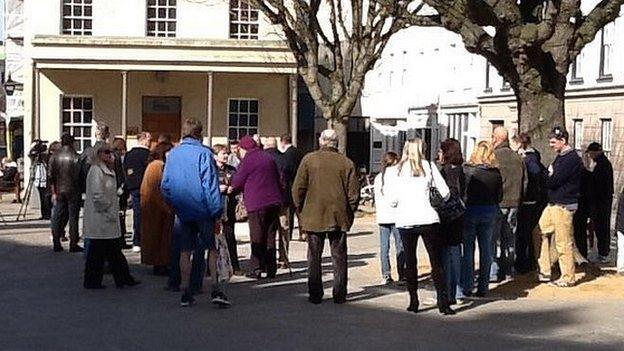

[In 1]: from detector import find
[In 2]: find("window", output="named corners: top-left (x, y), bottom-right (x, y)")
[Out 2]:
top-left (62, 96), bottom-right (94, 153)
top-left (485, 61), bottom-right (492, 92)
top-left (571, 53), bottom-right (583, 83)
top-left (448, 113), bottom-right (474, 157)
top-left (599, 25), bottom-right (614, 80)
top-left (147, 0), bottom-right (177, 37)
top-left (62, 0), bottom-right (92, 36)
top-left (229, 0), bottom-right (259, 39)
top-left (601, 119), bottom-right (612, 156)
top-left (228, 99), bottom-right (259, 141)
top-left (573, 119), bottom-right (583, 150)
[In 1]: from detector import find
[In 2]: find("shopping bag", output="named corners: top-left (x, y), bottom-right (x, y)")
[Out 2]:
top-left (216, 231), bottom-right (233, 283)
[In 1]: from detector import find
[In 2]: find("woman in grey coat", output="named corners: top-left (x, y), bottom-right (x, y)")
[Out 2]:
top-left (83, 144), bottom-right (139, 289)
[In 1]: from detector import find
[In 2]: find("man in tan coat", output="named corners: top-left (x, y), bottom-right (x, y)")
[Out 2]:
top-left (292, 129), bottom-right (360, 304)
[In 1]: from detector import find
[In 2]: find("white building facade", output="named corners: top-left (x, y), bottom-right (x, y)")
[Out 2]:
top-left (361, 27), bottom-right (482, 172)
top-left (18, 0), bottom-right (298, 163)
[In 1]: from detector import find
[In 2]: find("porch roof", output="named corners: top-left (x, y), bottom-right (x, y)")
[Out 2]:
top-left (30, 35), bottom-right (297, 74)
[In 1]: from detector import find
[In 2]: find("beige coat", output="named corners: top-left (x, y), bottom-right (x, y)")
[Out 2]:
top-left (83, 163), bottom-right (121, 239)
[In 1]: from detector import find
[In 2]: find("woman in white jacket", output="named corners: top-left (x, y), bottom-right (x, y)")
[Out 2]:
top-left (374, 152), bottom-right (406, 285)
top-left (388, 138), bottom-right (455, 315)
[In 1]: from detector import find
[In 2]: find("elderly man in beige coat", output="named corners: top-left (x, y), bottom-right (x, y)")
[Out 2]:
top-left (292, 129), bottom-right (359, 304)
top-left (83, 143), bottom-right (139, 289)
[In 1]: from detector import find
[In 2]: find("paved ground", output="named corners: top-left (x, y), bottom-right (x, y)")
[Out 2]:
top-left (1, 201), bottom-right (624, 351)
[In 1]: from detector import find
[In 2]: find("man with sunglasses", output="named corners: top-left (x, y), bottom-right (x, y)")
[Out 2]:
top-left (537, 127), bottom-right (582, 287)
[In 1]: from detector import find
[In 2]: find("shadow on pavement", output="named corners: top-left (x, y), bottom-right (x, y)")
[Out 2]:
top-left (1, 231), bottom-right (624, 350)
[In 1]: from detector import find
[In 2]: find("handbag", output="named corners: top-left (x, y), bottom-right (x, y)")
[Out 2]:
top-left (234, 195), bottom-right (248, 222)
top-left (428, 165), bottom-right (445, 210)
top-left (216, 229), bottom-right (233, 283)
top-left (429, 163), bottom-right (465, 221)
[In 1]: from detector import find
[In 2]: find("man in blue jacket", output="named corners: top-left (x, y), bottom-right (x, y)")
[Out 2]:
top-left (162, 119), bottom-right (229, 307)
top-left (538, 127), bottom-right (582, 287)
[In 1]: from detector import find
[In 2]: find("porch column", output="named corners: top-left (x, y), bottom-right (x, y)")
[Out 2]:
top-left (34, 67), bottom-right (41, 140)
top-left (121, 71), bottom-right (128, 138)
top-left (289, 74), bottom-right (298, 146)
top-left (206, 71), bottom-right (214, 145)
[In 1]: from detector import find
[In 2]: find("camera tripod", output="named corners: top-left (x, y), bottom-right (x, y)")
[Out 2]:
top-left (16, 161), bottom-right (39, 221)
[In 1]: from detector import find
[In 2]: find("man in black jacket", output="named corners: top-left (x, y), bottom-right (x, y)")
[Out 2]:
top-left (123, 132), bottom-right (152, 252)
top-left (49, 133), bottom-right (83, 252)
top-left (586, 143), bottom-right (614, 263)
top-left (537, 127), bottom-right (582, 287)
top-left (280, 134), bottom-right (305, 241)
top-left (264, 137), bottom-right (291, 267)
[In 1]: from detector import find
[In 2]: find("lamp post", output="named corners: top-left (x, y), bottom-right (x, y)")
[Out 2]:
top-left (4, 74), bottom-right (23, 96)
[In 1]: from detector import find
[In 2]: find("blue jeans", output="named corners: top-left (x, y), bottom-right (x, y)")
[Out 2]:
top-left (379, 224), bottom-right (406, 280)
top-left (491, 207), bottom-right (518, 281)
top-left (130, 190), bottom-right (141, 247)
top-left (167, 216), bottom-right (215, 292)
top-left (443, 245), bottom-right (462, 300)
top-left (461, 210), bottom-right (497, 295)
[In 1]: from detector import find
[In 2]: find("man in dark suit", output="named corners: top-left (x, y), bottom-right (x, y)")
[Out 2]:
top-left (280, 134), bottom-right (305, 241)
top-left (265, 137), bottom-right (290, 267)
top-left (586, 142), bottom-right (614, 263)
top-left (123, 132), bottom-right (152, 252)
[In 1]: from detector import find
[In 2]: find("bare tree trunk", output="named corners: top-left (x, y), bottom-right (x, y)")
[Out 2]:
top-left (517, 87), bottom-right (565, 165)
top-left (327, 118), bottom-right (349, 154)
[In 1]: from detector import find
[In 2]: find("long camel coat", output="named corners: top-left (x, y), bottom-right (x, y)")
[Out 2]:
top-left (140, 160), bottom-right (173, 266)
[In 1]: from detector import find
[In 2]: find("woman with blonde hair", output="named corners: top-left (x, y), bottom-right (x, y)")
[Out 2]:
top-left (386, 138), bottom-right (455, 315)
top-left (460, 141), bottom-right (503, 298)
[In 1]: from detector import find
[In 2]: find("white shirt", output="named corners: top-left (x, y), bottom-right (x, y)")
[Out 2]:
top-left (374, 165), bottom-right (399, 224)
top-left (387, 160), bottom-right (450, 228)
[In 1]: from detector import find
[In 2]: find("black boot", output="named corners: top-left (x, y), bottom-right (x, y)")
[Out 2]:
top-left (437, 290), bottom-right (456, 315)
top-left (406, 286), bottom-right (419, 313)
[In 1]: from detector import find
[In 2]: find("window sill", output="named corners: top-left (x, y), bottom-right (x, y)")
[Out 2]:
top-left (483, 88), bottom-right (493, 93)
top-left (597, 75), bottom-right (613, 83)
top-left (569, 78), bottom-right (584, 85)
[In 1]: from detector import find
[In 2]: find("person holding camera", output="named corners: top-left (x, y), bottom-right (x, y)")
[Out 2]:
top-left (30, 140), bottom-right (51, 220)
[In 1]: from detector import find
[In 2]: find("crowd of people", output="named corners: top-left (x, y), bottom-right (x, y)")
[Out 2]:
top-left (374, 125), bottom-right (624, 315)
top-left (33, 118), bottom-right (624, 314)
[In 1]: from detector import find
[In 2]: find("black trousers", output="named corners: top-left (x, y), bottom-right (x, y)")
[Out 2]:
top-left (399, 224), bottom-right (449, 307)
top-left (51, 194), bottom-right (80, 247)
top-left (593, 202), bottom-right (613, 257)
top-left (84, 238), bottom-right (133, 288)
top-left (307, 231), bottom-right (347, 302)
top-left (223, 220), bottom-right (240, 271)
top-left (516, 203), bottom-right (544, 272)
top-left (37, 187), bottom-right (52, 219)
top-left (247, 205), bottom-right (280, 276)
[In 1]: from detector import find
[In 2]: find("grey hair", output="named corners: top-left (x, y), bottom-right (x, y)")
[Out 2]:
top-left (95, 123), bottom-right (110, 141)
top-left (319, 129), bottom-right (338, 148)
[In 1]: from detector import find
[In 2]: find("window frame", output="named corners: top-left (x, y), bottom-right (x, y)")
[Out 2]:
top-left (570, 54), bottom-right (584, 84)
top-left (146, 0), bottom-right (177, 38)
top-left (601, 118), bottom-right (612, 155)
top-left (61, 95), bottom-right (95, 153)
top-left (598, 26), bottom-right (614, 82)
top-left (573, 119), bottom-right (583, 150)
top-left (229, 0), bottom-right (260, 40)
top-left (227, 98), bottom-right (260, 141)
top-left (484, 61), bottom-right (492, 93)
top-left (61, 0), bottom-right (93, 36)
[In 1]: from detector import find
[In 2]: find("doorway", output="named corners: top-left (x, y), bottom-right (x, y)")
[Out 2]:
top-left (142, 97), bottom-right (181, 146)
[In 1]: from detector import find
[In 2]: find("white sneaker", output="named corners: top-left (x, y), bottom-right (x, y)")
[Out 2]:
top-left (132, 246), bottom-right (141, 253)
